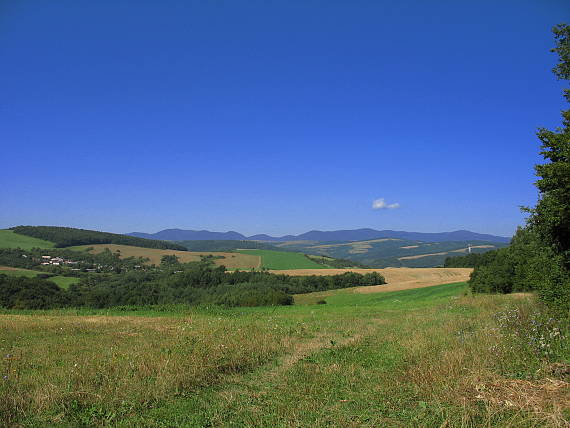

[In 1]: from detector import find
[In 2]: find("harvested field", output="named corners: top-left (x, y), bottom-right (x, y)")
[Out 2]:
top-left (398, 251), bottom-right (450, 260)
top-left (450, 244), bottom-right (496, 254)
top-left (398, 245), bottom-right (498, 260)
top-left (279, 268), bottom-right (472, 303)
top-left (70, 244), bottom-right (261, 269)
top-left (236, 249), bottom-right (325, 270)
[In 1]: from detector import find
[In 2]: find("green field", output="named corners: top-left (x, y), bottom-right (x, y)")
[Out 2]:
top-left (1, 282), bottom-right (567, 426)
top-left (0, 230), bottom-right (54, 249)
top-left (237, 249), bottom-right (327, 269)
top-left (0, 267), bottom-right (79, 289)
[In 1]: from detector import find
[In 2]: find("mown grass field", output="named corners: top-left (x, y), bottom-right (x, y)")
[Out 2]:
top-left (0, 230), bottom-right (54, 250)
top-left (1, 282), bottom-right (568, 427)
top-left (237, 249), bottom-right (327, 270)
top-left (69, 244), bottom-right (261, 269)
top-left (0, 266), bottom-right (80, 289)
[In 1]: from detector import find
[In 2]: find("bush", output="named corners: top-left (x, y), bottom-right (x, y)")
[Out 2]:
top-left (0, 275), bottom-right (69, 309)
top-left (492, 302), bottom-right (569, 377)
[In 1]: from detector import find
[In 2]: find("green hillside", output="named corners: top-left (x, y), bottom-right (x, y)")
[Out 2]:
top-left (236, 249), bottom-right (327, 270)
top-left (0, 230), bottom-right (54, 249)
top-left (11, 226), bottom-right (186, 251)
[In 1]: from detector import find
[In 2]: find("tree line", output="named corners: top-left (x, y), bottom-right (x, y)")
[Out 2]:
top-left (0, 261), bottom-right (386, 309)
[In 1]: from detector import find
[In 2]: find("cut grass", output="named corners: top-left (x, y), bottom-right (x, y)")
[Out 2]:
top-left (0, 230), bottom-right (54, 250)
top-left (1, 283), bottom-right (568, 427)
top-left (237, 249), bottom-right (327, 270)
top-left (0, 266), bottom-right (79, 289)
top-left (69, 244), bottom-right (261, 269)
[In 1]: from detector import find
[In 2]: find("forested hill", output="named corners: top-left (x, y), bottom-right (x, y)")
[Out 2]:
top-left (177, 240), bottom-right (282, 252)
top-left (11, 226), bottom-right (187, 251)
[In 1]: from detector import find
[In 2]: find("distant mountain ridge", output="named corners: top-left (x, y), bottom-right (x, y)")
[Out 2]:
top-left (128, 228), bottom-right (511, 244)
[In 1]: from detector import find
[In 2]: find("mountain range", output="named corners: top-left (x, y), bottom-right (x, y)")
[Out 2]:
top-left (128, 228), bottom-right (511, 244)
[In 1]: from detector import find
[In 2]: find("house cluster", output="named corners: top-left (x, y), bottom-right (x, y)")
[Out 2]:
top-left (40, 255), bottom-right (78, 267)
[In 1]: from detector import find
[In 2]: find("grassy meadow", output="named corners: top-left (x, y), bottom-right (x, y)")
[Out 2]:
top-left (1, 282), bottom-right (568, 427)
top-left (0, 230), bottom-right (54, 250)
top-left (237, 249), bottom-right (327, 270)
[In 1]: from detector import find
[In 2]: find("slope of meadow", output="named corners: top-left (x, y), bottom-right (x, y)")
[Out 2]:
top-left (0, 230), bottom-right (54, 250)
top-left (1, 282), bottom-right (567, 427)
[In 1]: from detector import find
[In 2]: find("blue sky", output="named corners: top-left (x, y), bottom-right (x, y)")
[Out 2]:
top-left (1, 1), bottom-right (568, 237)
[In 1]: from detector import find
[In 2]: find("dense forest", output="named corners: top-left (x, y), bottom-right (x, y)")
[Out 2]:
top-left (0, 260), bottom-right (386, 309)
top-left (467, 25), bottom-right (570, 314)
top-left (11, 226), bottom-right (187, 251)
top-left (443, 252), bottom-right (498, 268)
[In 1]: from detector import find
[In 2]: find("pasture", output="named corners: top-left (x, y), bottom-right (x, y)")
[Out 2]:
top-left (69, 244), bottom-right (261, 269)
top-left (237, 249), bottom-right (327, 270)
top-left (0, 230), bottom-right (54, 250)
top-left (1, 282), bottom-right (567, 427)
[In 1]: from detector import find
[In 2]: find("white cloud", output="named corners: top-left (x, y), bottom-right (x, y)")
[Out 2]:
top-left (372, 198), bottom-right (400, 210)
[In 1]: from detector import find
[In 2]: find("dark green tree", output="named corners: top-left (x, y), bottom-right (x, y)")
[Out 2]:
top-left (160, 254), bottom-right (180, 267)
top-left (525, 24), bottom-right (570, 312)
top-left (529, 24), bottom-right (570, 262)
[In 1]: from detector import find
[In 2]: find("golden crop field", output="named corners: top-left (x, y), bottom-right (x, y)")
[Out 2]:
top-left (71, 244), bottom-right (261, 269)
top-left (278, 267), bottom-right (473, 304)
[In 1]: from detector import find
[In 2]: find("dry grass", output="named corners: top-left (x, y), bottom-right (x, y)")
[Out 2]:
top-left (71, 244), bottom-right (261, 269)
top-left (0, 285), bottom-right (568, 426)
top-left (473, 377), bottom-right (570, 426)
top-left (0, 313), bottom-right (286, 425)
top-left (395, 294), bottom-right (570, 427)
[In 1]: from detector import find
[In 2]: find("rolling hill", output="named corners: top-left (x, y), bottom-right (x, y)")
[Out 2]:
top-left (10, 226), bottom-right (187, 251)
